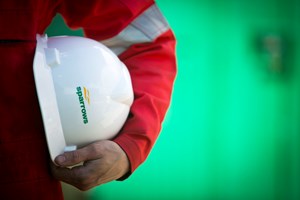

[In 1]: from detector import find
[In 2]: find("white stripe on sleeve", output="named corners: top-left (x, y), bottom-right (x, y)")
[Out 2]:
top-left (100, 4), bottom-right (170, 55)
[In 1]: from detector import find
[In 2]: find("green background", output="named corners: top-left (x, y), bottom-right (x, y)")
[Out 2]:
top-left (46, 0), bottom-right (300, 199)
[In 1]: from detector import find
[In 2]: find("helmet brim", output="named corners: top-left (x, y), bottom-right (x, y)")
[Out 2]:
top-left (33, 34), bottom-right (66, 163)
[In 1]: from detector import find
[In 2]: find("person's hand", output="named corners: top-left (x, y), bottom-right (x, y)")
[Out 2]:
top-left (50, 140), bottom-right (130, 191)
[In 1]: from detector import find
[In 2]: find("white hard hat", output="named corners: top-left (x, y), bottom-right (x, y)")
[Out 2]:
top-left (33, 34), bottom-right (133, 162)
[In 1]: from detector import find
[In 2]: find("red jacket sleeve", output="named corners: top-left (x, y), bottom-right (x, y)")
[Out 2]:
top-left (58, 0), bottom-right (177, 174)
top-left (114, 29), bottom-right (176, 173)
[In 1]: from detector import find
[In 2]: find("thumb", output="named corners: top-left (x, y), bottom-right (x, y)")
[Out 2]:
top-left (55, 146), bottom-right (96, 167)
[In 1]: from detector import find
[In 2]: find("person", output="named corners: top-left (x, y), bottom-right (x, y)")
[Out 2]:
top-left (0, 0), bottom-right (177, 199)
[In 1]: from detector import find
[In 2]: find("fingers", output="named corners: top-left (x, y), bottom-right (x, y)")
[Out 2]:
top-left (50, 140), bottom-right (130, 191)
top-left (50, 162), bottom-right (96, 191)
top-left (51, 158), bottom-right (116, 191)
top-left (55, 144), bottom-right (101, 167)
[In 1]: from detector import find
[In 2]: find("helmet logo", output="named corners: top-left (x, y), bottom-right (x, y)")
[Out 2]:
top-left (76, 86), bottom-right (89, 124)
top-left (83, 87), bottom-right (90, 105)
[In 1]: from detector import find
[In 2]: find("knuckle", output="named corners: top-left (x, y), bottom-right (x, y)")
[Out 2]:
top-left (77, 186), bottom-right (89, 191)
top-left (76, 178), bottom-right (92, 191)
top-left (69, 151), bottom-right (81, 162)
top-left (74, 172), bottom-right (86, 183)
top-left (89, 143), bottom-right (100, 155)
top-left (77, 183), bottom-right (91, 191)
top-left (74, 171), bottom-right (99, 191)
top-left (74, 171), bottom-right (91, 185)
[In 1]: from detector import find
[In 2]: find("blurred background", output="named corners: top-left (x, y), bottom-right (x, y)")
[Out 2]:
top-left (46, 0), bottom-right (300, 199)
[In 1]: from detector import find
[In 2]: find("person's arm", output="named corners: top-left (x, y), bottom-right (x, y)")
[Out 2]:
top-left (98, 3), bottom-right (177, 177)
top-left (51, 0), bottom-right (176, 190)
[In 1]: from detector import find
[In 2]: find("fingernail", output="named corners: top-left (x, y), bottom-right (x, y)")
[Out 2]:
top-left (56, 155), bottom-right (66, 164)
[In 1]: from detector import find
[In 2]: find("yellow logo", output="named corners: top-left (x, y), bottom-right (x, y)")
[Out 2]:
top-left (83, 87), bottom-right (90, 105)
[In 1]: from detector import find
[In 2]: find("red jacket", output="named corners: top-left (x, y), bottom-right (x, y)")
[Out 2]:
top-left (0, 0), bottom-right (176, 199)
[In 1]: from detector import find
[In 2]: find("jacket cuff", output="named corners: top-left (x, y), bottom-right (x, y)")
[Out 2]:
top-left (113, 133), bottom-right (144, 180)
